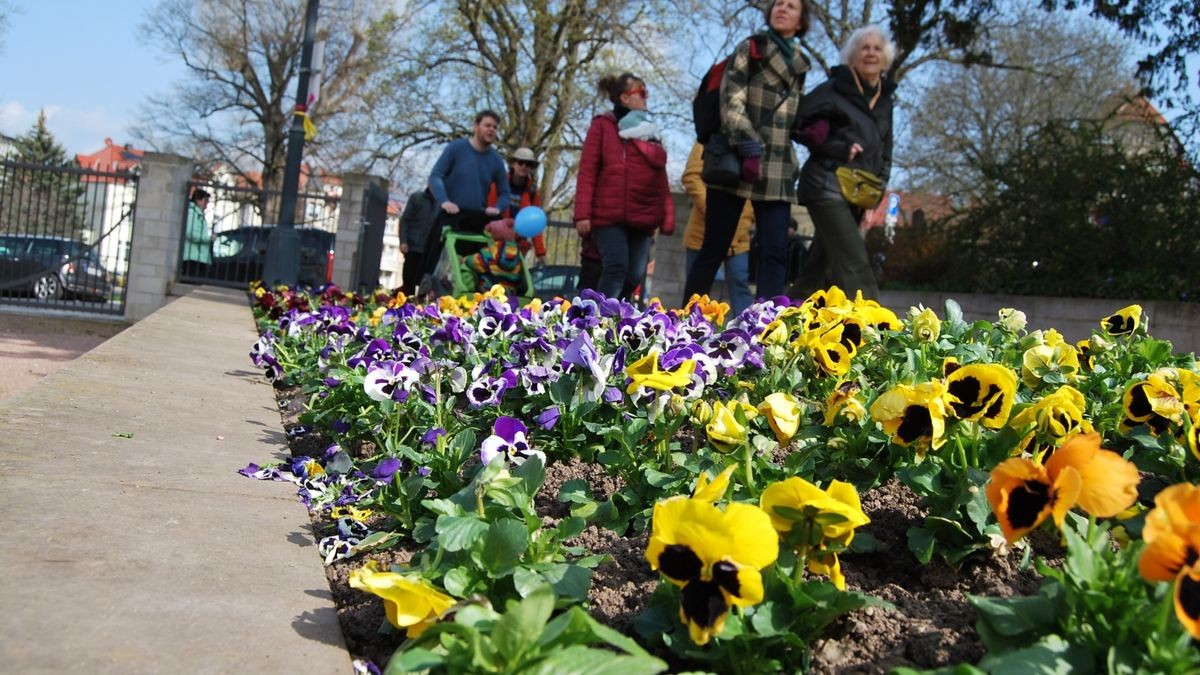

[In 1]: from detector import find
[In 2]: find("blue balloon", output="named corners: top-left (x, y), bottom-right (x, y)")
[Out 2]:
top-left (514, 206), bottom-right (547, 238)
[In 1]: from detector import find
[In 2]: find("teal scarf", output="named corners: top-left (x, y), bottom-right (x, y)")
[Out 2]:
top-left (767, 28), bottom-right (797, 69)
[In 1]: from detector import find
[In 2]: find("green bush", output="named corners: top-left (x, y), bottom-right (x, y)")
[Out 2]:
top-left (876, 118), bottom-right (1200, 301)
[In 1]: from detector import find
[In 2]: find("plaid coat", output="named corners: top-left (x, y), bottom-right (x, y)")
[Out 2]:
top-left (718, 34), bottom-right (809, 202)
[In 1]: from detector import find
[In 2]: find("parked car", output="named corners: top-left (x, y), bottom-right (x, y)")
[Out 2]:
top-left (531, 264), bottom-right (581, 300)
top-left (206, 226), bottom-right (335, 286)
top-left (0, 234), bottom-right (114, 301)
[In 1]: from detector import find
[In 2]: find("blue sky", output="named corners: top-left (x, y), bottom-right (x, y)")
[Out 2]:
top-left (1, 1), bottom-right (1193, 164)
top-left (0, 0), bottom-right (186, 155)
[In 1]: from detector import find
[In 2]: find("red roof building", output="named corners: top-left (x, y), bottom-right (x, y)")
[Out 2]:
top-left (75, 138), bottom-right (144, 183)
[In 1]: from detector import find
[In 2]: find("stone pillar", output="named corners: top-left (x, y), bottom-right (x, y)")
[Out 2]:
top-left (125, 153), bottom-right (193, 321)
top-left (331, 173), bottom-right (387, 290)
top-left (648, 192), bottom-right (691, 309)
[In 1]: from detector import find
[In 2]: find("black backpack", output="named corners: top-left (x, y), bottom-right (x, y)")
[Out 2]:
top-left (693, 35), bottom-right (767, 145)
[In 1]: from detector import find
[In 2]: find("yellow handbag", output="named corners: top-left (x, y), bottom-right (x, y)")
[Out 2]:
top-left (835, 166), bottom-right (884, 209)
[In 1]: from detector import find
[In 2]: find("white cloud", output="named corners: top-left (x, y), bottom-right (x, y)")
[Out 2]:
top-left (0, 99), bottom-right (131, 155)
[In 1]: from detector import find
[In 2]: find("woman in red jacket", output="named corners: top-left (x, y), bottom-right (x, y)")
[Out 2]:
top-left (573, 72), bottom-right (674, 301)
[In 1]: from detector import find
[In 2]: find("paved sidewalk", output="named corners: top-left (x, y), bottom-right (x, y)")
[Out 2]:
top-left (0, 287), bottom-right (349, 673)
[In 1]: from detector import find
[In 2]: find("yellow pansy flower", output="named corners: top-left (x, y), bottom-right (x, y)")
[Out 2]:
top-left (348, 561), bottom-right (455, 636)
top-left (624, 350), bottom-right (696, 395)
top-left (758, 392), bottom-right (803, 444)
top-left (645, 497), bottom-right (778, 645)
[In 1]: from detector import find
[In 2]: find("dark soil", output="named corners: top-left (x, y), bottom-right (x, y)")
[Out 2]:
top-left (271, 385), bottom-right (1052, 673)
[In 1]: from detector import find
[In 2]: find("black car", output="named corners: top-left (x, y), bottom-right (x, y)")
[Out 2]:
top-left (531, 264), bottom-right (581, 300)
top-left (204, 226), bottom-right (335, 286)
top-left (0, 234), bottom-right (114, 301)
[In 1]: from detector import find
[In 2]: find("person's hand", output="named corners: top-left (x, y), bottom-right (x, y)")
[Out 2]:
top-left (536, 255), bottom-right (546, 269)
top-left (441, 201), bottom-right (460, 214)
top-left (400, 242), bottom-right (409, 254)
top-left (576, 219), bottom-right (592, 236)
top-left (661, 222), bottom-right (675, 236)
top-left (848, 143), bottom-right (863, 162)
top-left (484, 207), bottom-right (500, 217)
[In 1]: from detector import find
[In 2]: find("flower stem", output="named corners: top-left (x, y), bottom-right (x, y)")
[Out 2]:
top-left (743, 442), bottom-right (756, 494)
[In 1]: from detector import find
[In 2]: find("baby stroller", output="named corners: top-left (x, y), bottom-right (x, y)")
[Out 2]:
top-left (418, 210), bottom-right (534, 301)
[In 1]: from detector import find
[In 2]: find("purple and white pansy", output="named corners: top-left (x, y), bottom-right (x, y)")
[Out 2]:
top-left (363, 360), bottom-right (420, 403)
top-left (480, 416), bottom-right (543, 466)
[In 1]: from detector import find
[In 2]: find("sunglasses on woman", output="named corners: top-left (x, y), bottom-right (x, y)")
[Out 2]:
top-left (625, 86), bottom-right (649, 99)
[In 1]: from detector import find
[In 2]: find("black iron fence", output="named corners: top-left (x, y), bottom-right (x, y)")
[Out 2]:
top-left (0, 159), bottom-right (136, 315)
top-left (178, 180), bottom-right (341, 289)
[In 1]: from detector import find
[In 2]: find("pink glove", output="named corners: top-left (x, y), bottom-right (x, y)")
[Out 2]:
top-left (741, 156), bottom-right (760, 184)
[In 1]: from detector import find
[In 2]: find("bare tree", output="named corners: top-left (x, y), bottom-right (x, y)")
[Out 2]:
top-left (0, 0), bottom-right (18, 55)
top-left (1045, 0), bottom-right (1199, 156)
top-left (373, 0), bottom-right (692, 208)
top-left (134, 0), bottom-right (410, 194)
top-left (902, 8), bottom-right (1139, 201)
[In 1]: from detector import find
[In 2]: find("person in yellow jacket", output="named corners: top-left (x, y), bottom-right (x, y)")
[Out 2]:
top-left (682, 142), bottom-right (755, 316)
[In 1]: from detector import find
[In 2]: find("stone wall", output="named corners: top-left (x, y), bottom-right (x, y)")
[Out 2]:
top-left (880, 290), bottom-right (1200, 355)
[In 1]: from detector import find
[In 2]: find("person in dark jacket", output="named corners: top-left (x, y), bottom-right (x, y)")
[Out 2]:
top-left (398, 188), bottom-right (437, 293)
top-left (682, 0), bottom-right (810, 306)
top-left (794, 24), bottom-right (895, 301)
top-left (573, 72), bottom-right (675, 301)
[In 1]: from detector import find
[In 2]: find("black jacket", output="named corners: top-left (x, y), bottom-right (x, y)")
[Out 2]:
top-left (795, 65), bottom-right (895, 206)
top-left (399, 189), bottom-right (438, 253)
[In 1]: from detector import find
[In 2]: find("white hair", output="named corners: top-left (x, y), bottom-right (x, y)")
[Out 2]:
top-left (839, 25), bottom-right (896, 74)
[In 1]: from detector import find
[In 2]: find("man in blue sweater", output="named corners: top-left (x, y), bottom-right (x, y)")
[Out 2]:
top-left (421, 110), bottom-right (512, 279)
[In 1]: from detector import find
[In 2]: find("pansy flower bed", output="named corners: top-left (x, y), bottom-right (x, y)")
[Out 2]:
top-left (242, 281), bottom-right (1200, 673)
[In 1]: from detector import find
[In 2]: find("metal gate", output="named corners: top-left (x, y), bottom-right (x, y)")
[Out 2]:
top-left (177, 180), bottom-right (341, 289)
top-left (0, 160), bottom-right (136, 315)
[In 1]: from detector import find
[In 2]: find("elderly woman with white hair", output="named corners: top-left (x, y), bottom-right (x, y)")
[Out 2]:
top-left (793, 24), bottom-right (896, 300)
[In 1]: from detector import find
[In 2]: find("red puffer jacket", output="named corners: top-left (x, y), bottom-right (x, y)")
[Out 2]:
top-left (573, 112), bottom-right (675, 235)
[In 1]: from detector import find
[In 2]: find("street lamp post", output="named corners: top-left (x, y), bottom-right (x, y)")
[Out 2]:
top-left (262, 0), bottom-right (320, 287)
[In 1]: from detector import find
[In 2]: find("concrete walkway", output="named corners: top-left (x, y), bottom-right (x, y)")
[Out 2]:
top-left (0, 287), bottom-right (349, 673)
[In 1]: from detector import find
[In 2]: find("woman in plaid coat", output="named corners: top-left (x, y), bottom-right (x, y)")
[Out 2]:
top-left (682, 0), bottom-right (810, 306)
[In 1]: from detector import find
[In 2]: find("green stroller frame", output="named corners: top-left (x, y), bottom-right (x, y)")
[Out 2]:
top-left (432, 228), bottom-right (536, 301)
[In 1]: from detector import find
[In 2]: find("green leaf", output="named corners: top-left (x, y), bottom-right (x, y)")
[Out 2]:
top-left (898, 462), bottom-right (942, 495)
top-left (348, 531), bottom-right (402, 555)
top-left (492, 585), bottom-right (554, 664)
top-left (412, 517), bottom-right (438, 543)
top-left (944, 299), bottom-right (964, 327)
top-left (559, 479), bottom-right (592, 504)
top-left (965, 489), bottom-right (994, 532)
top-left (556, 516), bottom-right (587, 541)
top-left (450, 428), bottom-right (478, 460)
top-left (540, 563), bottom-right (593, 603)
top-left (436, 515), bottom-right (489, 552)
top-left (513, 453), bottom-right (546, 496)
top-left (749, 600), bottom-right (791, 636)
top-left (513, 567), bottom-right (546, 598)
top-left (848, 531), bottom-right (884, 553)
top-left (907, 526), bottom-right (936, 564)
top-left (384, 646), bottom-right (445, 674)
top-left (976, 634), bottom-right (1094, 674)
top-left (643, 468), bottom-right (674, 487)
top-left (442, 566), bottom-right (472, 597)
top-left (479, 519), bottom-right (529, 577)
top-left (970, 592), bottom-right (1059, 640)
top-left (523, 646), bottom-right (667, 675)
